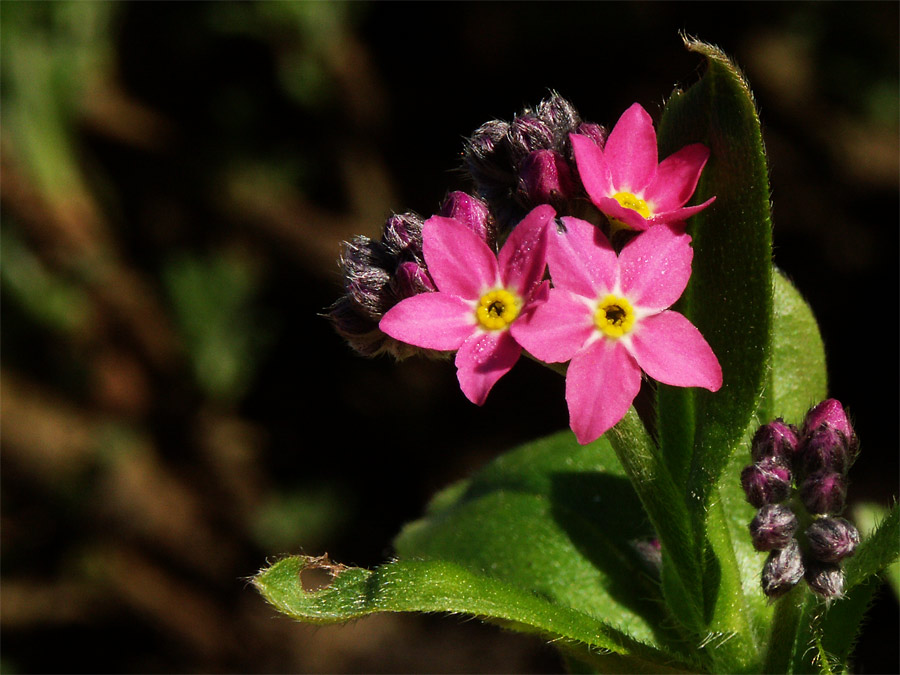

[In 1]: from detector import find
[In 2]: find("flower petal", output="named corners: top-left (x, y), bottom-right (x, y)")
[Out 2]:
top-left (455, 330), bottom-right (521, 405)
top-left (423, 216), bottom-right (498, 299)
top-left (643, 143), bottom-right (711, 212)
top-left (628, 311), bottom-right (722, 391)
top-left (566, 339), bottom-right (642, 445)
top-left (379, 292), bottom-right (474, 351)
top-left (547, 216), bottom-right (617, 298)
top-left (571, 133), bottom-right (613, 204)
top-left (618, 224), bottom-right (693, 311)
top-left (511, 288), bottom-right (593, 363)
top-left (647, 198), bottom-right (716, 226)
top-left (499, 204), bottom-right (554, 295)
top-left (603, 103), bottom-right (658, 192)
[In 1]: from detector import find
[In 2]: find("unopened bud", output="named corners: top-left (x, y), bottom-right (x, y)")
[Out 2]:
top-left (804, 560), bottom-right (845, 599)
top-left (439, 192), bottom-right (495, 246)
top-left (574, 122), bottom-right (608, 149)
top-left (518, 150), bottom-right (575, 207)
top-left (762, 539), bottom-right (805, 599)
top-left (382, 212), bottom-right (426, 259)
top-left (801, 399), bottom-right (859, 473)
top-left (805, 517), bottom-right (860, 562)
top-left (741, 457), bottom-right (792, 508)
top-left (392, 261), bottom-right (436, 299)
top-left (749, 504), bottom-right (798, 551)
top-left (801, 426), bottom-right (853, 476)
top-left (751, 419), bottom-right (800, 465)
top-left (508, 114), bottom-right (555, 158)
top-left (799, 470), bottom-right (847, 515)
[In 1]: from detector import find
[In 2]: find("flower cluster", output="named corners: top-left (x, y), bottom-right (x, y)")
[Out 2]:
top-left (743, 400), bottom-right (861, 599)
top-left (330, 97), bottom-right (719, 443)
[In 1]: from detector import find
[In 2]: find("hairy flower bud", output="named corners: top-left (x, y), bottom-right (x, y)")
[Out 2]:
top-left (573, 122), bottom-right (608, 148)
top-left (749, 504), bottom-right (798, 551)
top-left (800, 399), bottom-right (859, 475)
top-left (762, 539), bottom-right (805, 599)
top-left (439, 191), bottom-right (496, 247)
top-left (804, 560), bottom-right (845, 599)
top-left (741, 457), bottom-right (792, 508)
top-left (382, 212), bottom-right (426, 259)
top-left (518, 150), bottom-right (575, 208)
top-left (799, 470), bottom-right (847, 515)
top-left (751, 418), bottom-right (800, 465)
top-left (805, 517), bottom-right (860, 562)
top-left (329, 212), bottom-right (438, 358)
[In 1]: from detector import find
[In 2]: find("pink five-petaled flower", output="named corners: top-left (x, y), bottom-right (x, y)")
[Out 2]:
top-left (513, 218), bottom-right (722, 444)
top-left (571, 102), bottom-right (715, 232)
top-left (379, 204), bottom-right (554, 405)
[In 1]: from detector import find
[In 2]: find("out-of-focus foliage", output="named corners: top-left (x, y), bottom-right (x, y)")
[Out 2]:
top-left (1, 2), bottom-right (896, 672)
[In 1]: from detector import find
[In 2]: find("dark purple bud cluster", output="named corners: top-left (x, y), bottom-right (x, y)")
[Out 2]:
top-left (463, 92), bottom-right (607, 233)
top-left (329, 192), bottom-right (495, 358)
top-left (743, 401), bottom-right (861, 600)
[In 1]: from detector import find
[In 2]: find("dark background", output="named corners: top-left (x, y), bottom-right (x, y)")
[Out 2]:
top-left (2, 2), bottom-right (897, 672)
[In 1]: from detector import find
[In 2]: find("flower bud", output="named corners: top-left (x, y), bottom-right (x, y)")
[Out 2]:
top-left (508, 114), bottom-right (555, 160)
top-left (799, 470), bottom-right (847, 515)
top-left (439, 192), bottom-right (496, 247)
top-left (573, 121), bottom-right (608, 148)
top-left (749, 504), bottom-right (798, 551)
top-left (762, 539), bottom-right (805, 599)
top-left (741, 457), bottom-right (792, 508)
top-left (805, 517), bottom-right (860, 562)
top-left (750, 419), bottom-right (800, 465)
top-left (382, 212), bottom-right (426, 259)
top-left (391, 261), bottom-right (436, 299)
top-left (518, 150), bottom-right (575, 207)
top-left (800, 399), bottom-right (859, 474)
top-left (804, 560), bottom-right (845, 599)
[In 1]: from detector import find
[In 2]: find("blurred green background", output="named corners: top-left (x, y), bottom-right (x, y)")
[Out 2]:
top-left (1, 2), bottom-right (897, 672)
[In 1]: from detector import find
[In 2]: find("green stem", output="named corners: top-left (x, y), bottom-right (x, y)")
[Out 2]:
top-left (763, 583), bottom-right (809, 673)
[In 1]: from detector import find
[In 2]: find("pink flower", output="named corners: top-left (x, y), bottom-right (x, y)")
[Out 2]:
top-left (511, 219), bottom-right (722, 444)
top-left (571, 103), bottom-right (715, 232)
top-left (380, 205), bottom-right (554, 405)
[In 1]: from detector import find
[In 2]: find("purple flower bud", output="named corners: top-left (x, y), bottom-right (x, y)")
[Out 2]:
top-left (741, 457), bottom-right (792, 508)
top-left (801, 399), bottom-right (859, 473)
top-left (392, 261), bottom-right (436, 299)
top-left (439, 192), bottom-right (496, 246)
top-left (751, 419), bottom-right (800, 464)
top-left (508, 114), bottom-right (555, 158)
top-left (573, 122), bottom-right (608, 149)
top-left (804, 560), bottom-right (845, 599)
top-left (749, 504), bottom-right (799, 551)
top-left (535, 94), bottom-right (581, 142)
top-left (801, 425), bottom-right (853, 476)
top-left (805, 517), bottom-right (860, 562)
top-left (382, 212), bottom-right (425, 259)
top-left (518, 150), bottom-right (575, 207)
top-left (463, 119), bottom-right (516, 192)
top-left (799, 470), bottom-right (847, 515)
top-left (762, 539), bottom-right (805, 599)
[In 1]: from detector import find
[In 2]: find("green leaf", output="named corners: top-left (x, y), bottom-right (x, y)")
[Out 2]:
top-left (844, 501), bottom-right (900, 591)
top-left (761, 271), bottom-right (829, 423)
top-left (254, 555), bottom-right (696, 672)
top-left (396, 429), bottom-right (691, 660)
top-left (653, 38), bottom-right (776, 669)
top-left (255, 430), bottom-right (703, 672)
top-left (656, 36), bottom-right (774, 533)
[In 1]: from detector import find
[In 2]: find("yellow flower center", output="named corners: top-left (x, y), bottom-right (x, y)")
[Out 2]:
top-left (608, 191), bottom-right (653, 233)
top-left (611, 191), bottom-right (652, 218)
top-left (594, 294), bottom-right (636, 338)
top-left (475, 289), bottom-right (520, 331)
